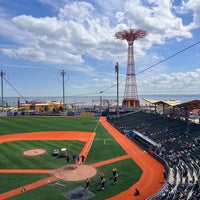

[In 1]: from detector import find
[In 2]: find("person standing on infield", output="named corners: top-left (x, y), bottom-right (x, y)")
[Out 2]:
top-left (85, 178), bottom-right (90, 189)
top-left (101, 177), bottom-right (106, 190)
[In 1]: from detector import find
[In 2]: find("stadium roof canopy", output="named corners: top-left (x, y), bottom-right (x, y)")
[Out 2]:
top-left (176, 100), bottom-right (200, 110)
top-left (143, 98), bottom-right (181, 107)
top-left (143, 99), bottom-right (200, 109)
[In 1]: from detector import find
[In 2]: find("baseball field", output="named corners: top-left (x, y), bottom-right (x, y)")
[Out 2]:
top-left (0, 116), bottom-right (164, 200)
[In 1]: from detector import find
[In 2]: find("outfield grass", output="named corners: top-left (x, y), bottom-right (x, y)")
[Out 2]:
top-left (0, 140), bottom-right (84, 169)
top-left (0, 116), bottom-right (99, 134)
top-left (0, 116), bottom-right (143, 200)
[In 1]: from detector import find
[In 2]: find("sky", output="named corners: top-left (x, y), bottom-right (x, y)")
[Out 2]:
top-left (0, 0), bottom-right (200, 100)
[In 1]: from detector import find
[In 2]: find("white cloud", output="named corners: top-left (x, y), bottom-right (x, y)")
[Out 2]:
top-left (66, 64), bottom-right (95, 74)
top-left (1, 46), bottom-right (84, 65)
top-left (0, 0), bottom-right (198, 63)
top-left (138, 68), bottom-right (200, 93)
top-left (0, 0), bottom-right (199, 82)
top-left (123, 0), bottom-right (193, 39)
top-left (58, 2), bottom-right (94, 22)
top-left (37, 0), bottom-right (66, 10)
top-left (184, 0), bottom-right (200, 28)
top-left (1, 3), bottom-right (117, 64)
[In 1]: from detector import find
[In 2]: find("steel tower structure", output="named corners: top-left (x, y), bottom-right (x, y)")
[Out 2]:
top-left (115, 28), bottom-right (147, 109)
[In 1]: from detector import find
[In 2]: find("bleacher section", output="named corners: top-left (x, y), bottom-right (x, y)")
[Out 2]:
top-left (108, 111), bottom-right (200, 200)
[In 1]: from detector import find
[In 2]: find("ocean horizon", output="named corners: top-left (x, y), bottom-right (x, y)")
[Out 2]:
top-left (2, 94), bottom-right (200, 107)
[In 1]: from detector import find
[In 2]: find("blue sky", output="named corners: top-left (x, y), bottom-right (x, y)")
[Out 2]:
top-left (0, 0), bottom-right (200, 99)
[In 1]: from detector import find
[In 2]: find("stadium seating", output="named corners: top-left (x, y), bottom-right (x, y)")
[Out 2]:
top-left (108, 110), bottom-right (200, 199)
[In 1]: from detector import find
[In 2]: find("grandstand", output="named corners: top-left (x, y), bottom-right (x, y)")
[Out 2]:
top-left (107, 100), bottom-right (200, 200)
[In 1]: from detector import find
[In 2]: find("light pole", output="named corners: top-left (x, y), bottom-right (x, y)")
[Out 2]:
top-left (103, 99), bottom-right (109, 118)
top-left (58, 70), bottom-right (68, 113)
top-left (61, 70), bottom-right (65, 112)
top-left (1, 70), bottom-right (5, 112)
top-left (107, 99), bottom-right (110, 118)
top-left (99, 91), bottom-right (103, 116)
top-left (115, 62), bottom-right (119, 117)
top-left (100, 96), bottom-right (102, 115)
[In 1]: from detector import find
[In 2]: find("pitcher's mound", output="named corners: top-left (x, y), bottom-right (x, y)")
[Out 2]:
top-left (55, 165), bottom-right (97, 181)
top-left (23, 149), bottom-right (46, 156)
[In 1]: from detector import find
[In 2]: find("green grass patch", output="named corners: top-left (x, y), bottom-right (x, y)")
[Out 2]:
top-left (0, 117), bottom-right (99, 134)
top-left (86, 124), bottom-right (127, 164)
top-left (0, 140), bottom-right (84, 169)
top-left (0, 174), bottom-right (51, 194)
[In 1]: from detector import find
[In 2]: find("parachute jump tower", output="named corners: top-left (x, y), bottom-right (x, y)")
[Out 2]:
top-left (115, 28), bottom-right (147, 109)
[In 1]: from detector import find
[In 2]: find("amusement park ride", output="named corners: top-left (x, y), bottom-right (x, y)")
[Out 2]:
top-left (115, 28), bottom-right (147, 110)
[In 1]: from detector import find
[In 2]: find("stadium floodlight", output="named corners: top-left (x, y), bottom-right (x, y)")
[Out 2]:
top-left (115, 62), bottom-right (119, 117)
top-left (57, 70), bottom-right (69, 112)
top-left (0, 70), bottom-right (5, 112)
